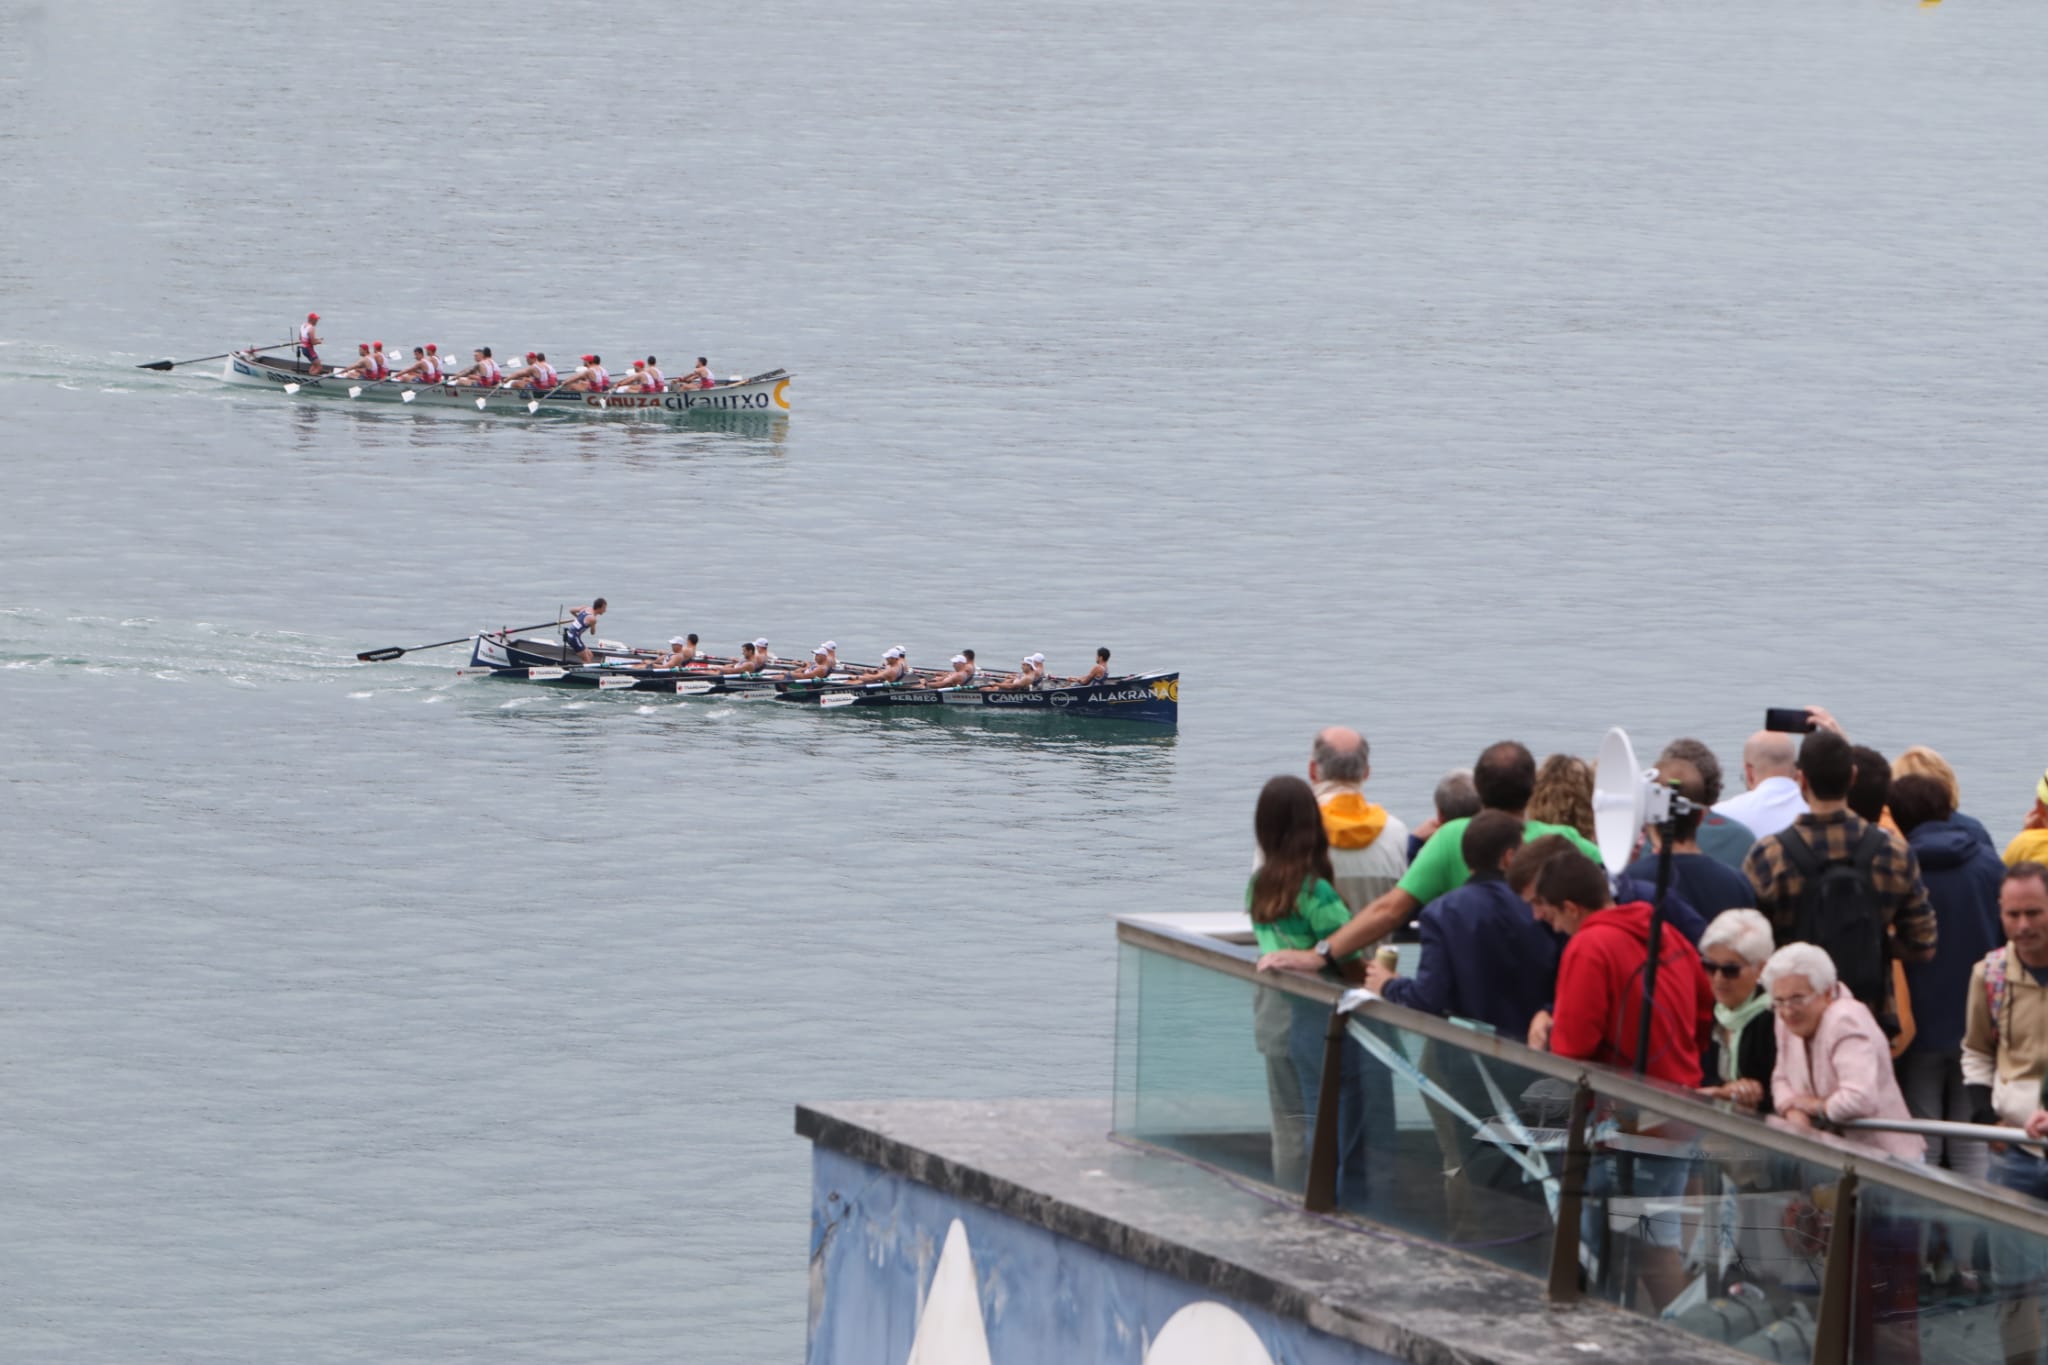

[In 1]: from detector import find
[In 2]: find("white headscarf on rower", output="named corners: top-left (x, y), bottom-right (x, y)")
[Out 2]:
top-left (753, 638), bottom-right (770, 650)
top-left (1028, 653), bottom-right (1046, 666)
top-left (884, 647), bottom-right (905, 660)
top-left (951, 654), bottom-right (967, 665)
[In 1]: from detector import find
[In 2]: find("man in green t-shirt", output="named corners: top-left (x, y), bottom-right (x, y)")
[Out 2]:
top-left (1257, 740), bottom-right (1601, 976)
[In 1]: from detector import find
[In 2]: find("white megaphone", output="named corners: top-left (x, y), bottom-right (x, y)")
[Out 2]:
top-left (1590, 727), bottom-right (1697, 874)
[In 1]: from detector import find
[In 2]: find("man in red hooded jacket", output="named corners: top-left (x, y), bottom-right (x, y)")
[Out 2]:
top-left (1528, 847), bottom-right (1713, 1087)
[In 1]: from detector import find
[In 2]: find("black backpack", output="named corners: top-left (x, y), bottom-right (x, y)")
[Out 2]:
top-left (1780, 823), bottom-right (1894, 1032)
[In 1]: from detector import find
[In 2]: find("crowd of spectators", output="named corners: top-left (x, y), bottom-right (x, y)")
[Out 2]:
top-left (1249, 718), bottom-right (2048, 1215)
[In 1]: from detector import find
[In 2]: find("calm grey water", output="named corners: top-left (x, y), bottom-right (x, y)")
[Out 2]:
top-left (4, 1), bottom-right (2046, 1359)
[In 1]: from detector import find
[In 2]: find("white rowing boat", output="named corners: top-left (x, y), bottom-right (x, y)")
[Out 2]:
top-left (220, 350), bottom-right (792, 417)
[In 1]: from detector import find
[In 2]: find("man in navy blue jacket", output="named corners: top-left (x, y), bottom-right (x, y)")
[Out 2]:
top-left (1368, 811), bottom-right (1559, 1040)
top-left (1366, 810), bottom-right (1558, 1241)
top-left (1891, 773), bottom-right (2007, 1180)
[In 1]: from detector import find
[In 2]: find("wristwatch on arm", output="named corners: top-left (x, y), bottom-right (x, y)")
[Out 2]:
top-left (1313, 940), bottom-right (1336, 971)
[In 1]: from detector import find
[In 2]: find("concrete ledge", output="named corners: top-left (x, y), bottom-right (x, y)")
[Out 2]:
top-left (797, 1098), bottom-right (1750, 1365)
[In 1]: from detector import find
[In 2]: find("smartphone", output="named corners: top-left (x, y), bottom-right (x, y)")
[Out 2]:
top-left (1764, 707), bottom-right (1816, 734)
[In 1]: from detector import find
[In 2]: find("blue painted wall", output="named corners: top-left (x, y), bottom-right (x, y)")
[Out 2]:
top-left (808, 1148), bottom-right (1397, 1365)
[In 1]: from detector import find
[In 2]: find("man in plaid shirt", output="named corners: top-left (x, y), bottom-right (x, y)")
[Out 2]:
top-left (1744, 730), bottom-right (1937, 1028)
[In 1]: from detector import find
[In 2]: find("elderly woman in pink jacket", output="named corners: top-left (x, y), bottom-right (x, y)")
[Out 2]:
top-left (1765, 943), bottom-right (1924, 1162)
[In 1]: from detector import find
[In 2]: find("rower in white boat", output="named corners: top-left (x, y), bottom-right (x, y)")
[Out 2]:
top-left (449, 347), bottom-right (502, 387)
top-left (633, 634), bottom-right (698, 670)
top-left (926, 654), bottom-right (975, 688)
top-left (714, 642), bottom-right (766, 676)
top-left (561, 355), bottom-right (611, 393)
top-left (613, 358), bottom-right (663, 394)
top-left (846, 647), bottom-right (909, 685)
top-left (990, 653), bottom-right (1045, 692)
top-left (673, 357), bottom-right (715, 391)
top-left (563, 598), bottom-right (608, 664)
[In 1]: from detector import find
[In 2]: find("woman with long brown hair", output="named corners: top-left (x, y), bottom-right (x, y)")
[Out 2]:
top-left (1248, 774), bottom-right (1375, 1203)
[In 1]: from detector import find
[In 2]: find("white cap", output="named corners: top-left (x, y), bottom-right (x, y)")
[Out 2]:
top-left (753, 637), bottom-right (770, 649)
top-left (1028, 653), bottom-right (1045, 666)
top-left (951, 654), bottom-right (967, 665)
top-left (884, 647), bottom-right (905, 659)
top-left (821, 640), bottom-right (837, 652)
top-left (812, 646), bottom-right (829, 658)
top-left (669, 636), bottom-right (687, 646)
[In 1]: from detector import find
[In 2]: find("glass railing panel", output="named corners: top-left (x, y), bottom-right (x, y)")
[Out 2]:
top-left (1857, 1175), bottom-right (2048, 1364)
top-left (1569, 1087), bottom-right (1857, 1360)
top-left (1113, 940), bottom-right (1317, 1195)
top-left (1329, 1013), bottom-right (1567, 1280)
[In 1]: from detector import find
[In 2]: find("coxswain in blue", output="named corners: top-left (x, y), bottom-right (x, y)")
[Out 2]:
top-left (847, 646), bottom-right (910, 685)
top-left (926, 653), bottom-right (975, 688)
top-left (563, 598), bottom-right (608, 663)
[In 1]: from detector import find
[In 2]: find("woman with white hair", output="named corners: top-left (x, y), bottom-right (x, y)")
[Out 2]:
top-left (1766, 943), bottom-right (1924, 1161)
top-left (1697, 910), bottom-right (1777, 1112)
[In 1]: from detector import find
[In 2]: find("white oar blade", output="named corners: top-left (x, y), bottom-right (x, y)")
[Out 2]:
top-left (348, 385), bottom-right (363, 398)
top-left (820, 693), bottom-right (858, 709)
top-left (475, 397), bottom-right (487, 410)
top-left (675, 680), bottom-right (716, 695)
top-left (401, 390), bottom-right (415, 403)
top-left (283, 382), bottom-right (300, 394)
top-left (597, 675), bottom-right (636, 691)
top-left (524, 667), bottom-right (566, 680)
top-left (527, 400), bottom-right (540, 414)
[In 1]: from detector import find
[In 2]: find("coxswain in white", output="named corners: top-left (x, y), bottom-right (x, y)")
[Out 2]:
top-left (297, 312), bottom-right (324, 373)
top-left (848, 647), bottom-right (910, 685)
top-left (634, 634), bottom-right (699, 670)
top-left (338, 343), bottom-right (376, 378)
top-left (926, 654), bottom-right (974, 688)
top-left (715, 642), bottom-right (762, 676)
top-left (390, 345), bottom-right (432, 382)
top-left (1071, 647), bottom-right (1111, 684)
top-left (563, 598), bottom-right (608, 664)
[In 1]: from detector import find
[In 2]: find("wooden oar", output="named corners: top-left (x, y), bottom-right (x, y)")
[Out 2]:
top-left (138, 341), bottom-right (295, 372)
top-left (356, 618), bottom-right (567, 663)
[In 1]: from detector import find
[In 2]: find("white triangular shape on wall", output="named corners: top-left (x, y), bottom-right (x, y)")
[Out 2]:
top-left (1146, 1302), bottom-right (1276, 1365)
top-left (906, 1219), bottom-right (992, 1365)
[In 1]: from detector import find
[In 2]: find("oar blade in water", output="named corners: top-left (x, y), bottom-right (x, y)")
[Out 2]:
top-left (401, 390), bottom-right (415, 403)
top-left (348, 385), bottom-right (363, 398)
top-left (283, 382), bottom-right (300, 394)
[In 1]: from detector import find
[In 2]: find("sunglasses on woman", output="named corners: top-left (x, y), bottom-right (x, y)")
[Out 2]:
top-left (1703, 961), bottom-right (1748, 978)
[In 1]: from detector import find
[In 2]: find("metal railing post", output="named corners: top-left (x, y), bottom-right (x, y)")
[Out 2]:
top-left (1808, 1168), bottom-right (1860, 1365)
top-left (1546, 1080), bottom-right (1595, 1303)
top-left (1303, 1001), bottom-right (1349, 1213)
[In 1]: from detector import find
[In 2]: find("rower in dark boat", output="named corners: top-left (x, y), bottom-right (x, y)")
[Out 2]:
top-left (563, 598), bottom-right (608, 663)
top-left (1070, 648), bottom-right (1111, 685)
top-left (990, 653), bottom-right (1045, 691)
top-left (926, 654), bottom-right (975, 688)
top-left (846, 647), bottom-right (909, 685)
top-left (788, 643), bottom-right (835, 681)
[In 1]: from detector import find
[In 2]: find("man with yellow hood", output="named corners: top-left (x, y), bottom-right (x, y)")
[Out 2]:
top-left (1307, 727), bottom-right (1409, 912)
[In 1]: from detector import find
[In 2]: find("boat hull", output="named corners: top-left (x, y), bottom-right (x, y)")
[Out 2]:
top-left (222, 353), bottom-right (791, 418)
top-left (465, 635), bottom-right (1179, 724)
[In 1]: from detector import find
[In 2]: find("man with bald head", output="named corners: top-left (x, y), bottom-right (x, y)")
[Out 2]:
top-left (1714, 730), bottom-right (1809, 839)
top-left (1304, 726), bottom-right (1410, 912)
